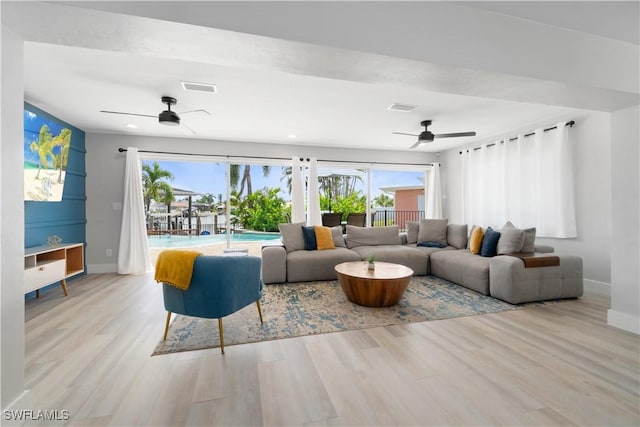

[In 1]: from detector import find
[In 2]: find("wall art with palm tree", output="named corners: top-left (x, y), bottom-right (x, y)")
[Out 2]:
top-left (24, 109), bottom-right (72, 201)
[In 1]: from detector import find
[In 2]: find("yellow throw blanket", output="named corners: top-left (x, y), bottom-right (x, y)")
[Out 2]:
top-left (154, 250), bottom-right (202, 290)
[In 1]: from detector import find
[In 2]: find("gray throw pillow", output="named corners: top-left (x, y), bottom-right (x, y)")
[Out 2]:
top-left (345, 225), bottom-right (400, 248)
top-left (497, 229), bottom-right (525, 254)
top-left (406, 221), bottom-right (419, 245)
top-left (522, 227), bottom-right (537, 253)
top-left (447, 224), bottom-right (468, 249)
top-left (417, 219), bottom-right (448, 246)
top-left (331, 226), bottom-right (346, 248)
top-left (501, 221), bottom-right (536, 253)
top-left (278, 222), bottom-right (306, 253)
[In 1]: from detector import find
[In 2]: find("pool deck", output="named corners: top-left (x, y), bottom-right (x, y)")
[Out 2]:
top-left (148, 241), bottom-right (265, 264)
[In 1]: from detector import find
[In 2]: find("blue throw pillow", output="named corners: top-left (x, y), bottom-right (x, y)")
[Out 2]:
top-left (417, 241), bottom-right (446, 248)
top-left (480, 227), bottom-right (501, 257)
top-left (301, 226), bottom-right (317, 250)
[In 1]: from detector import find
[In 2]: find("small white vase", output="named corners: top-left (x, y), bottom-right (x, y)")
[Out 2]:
top-left (368, 262), bottom-right (375, 271)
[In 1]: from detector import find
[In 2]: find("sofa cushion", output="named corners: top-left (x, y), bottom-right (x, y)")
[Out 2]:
top-left (417, 219), bottom-right (448, 246)
top-left (314, 226), bottom-right (335, 250)
top-left (345, 225), bottom-right (400, 248)
top-left (302, 226), bottom-right (317, 250)
top-left (350, 245), bottom-right (428, 276)
top-left (278, 222), bottom-right (306, 253)
top-left (406, 221), bottom-right (419, 244)
top-left (430, 250), bottom-right (491, 295)
top-left (331, 226), bottom-right (346, 248)
top-left (480, 227), bottom-right (501, 257)
top-left (469, 226), bottom-right (484, 254)
top-left (497, 228), bottom-right (525, 255)
top-left (447, 224), bottom-right (468, 249)
top-left (287, 248), bottom-right (361, 282)
top-left (502, 221), bottom-right (536, 253)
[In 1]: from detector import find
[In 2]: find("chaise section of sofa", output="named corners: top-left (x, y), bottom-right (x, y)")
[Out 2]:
top-left (489, 255), bottom-right (583, 304)
top-left (430, 250), bottom-right (491, 295)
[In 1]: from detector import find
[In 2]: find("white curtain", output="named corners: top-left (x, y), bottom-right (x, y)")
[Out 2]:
top-left (307, 158), bottom-right (322, 226)
top-left (426, 162), bottom-right (443, 219)
top-left (117, 147), bottom-right (152, 274)
top-left (462, 123), bottom-right (576, 238)
top-left (290, 157), bottom-right (305, 223)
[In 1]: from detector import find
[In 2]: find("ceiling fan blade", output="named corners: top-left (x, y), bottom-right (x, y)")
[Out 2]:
top-left (434, 131), bottom-right (476, 138)
top-left (181, 122), bottom-right (196, 135)
top-left (392, 132), bottom-right (419, 137)
top-left (99, 110), bottom-right (156, 118)
top-left (409, 140), bottom-right (424, 149)
top-left (179, 109), bottom-right (212, 116)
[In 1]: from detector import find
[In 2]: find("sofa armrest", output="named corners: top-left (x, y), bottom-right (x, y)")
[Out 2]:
top-left (534, 244), bottom-right (554, 253)
top-left (261, 246), bottom-right (287, 284)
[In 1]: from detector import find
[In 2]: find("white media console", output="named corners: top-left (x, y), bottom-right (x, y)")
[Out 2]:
top-left (24, 243), bottom-right (84, 296)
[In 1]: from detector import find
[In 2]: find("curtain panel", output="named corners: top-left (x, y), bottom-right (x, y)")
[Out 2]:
top-left (462, 123), bottom-right (577, 238)
top-left (290, 157), bottom-right (305, 223)
top-left (117, 147), bottom-right (152, 274)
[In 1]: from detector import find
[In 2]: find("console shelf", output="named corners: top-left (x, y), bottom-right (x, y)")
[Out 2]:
top-left (24, 243), bottom-right (84, 296)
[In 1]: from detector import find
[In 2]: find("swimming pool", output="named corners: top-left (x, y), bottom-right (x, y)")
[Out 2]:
top-left (148, 232), bottom-right (281, 248)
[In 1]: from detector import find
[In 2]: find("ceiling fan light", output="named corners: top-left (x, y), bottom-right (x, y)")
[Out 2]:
top-left (159, 110), bottom-right (180, 126)
top-left (418, 130), bottom-right (434, 142)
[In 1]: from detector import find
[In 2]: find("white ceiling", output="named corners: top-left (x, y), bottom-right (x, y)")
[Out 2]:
top-left (7, 1), bottom-right (640, 153)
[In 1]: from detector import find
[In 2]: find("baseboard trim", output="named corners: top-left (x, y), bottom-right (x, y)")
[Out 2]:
top-left (87, 264), bottom-right (117, 274)
top-left (583, 279), bottom-right (610, 296)
top-left (2, 389), bottom-right (32, 427)
top-left (607, 309), bottom-right (640, 335)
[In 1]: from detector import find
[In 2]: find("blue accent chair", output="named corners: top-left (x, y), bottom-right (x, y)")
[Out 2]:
top-left (161, 255), bottom-right (263, 354)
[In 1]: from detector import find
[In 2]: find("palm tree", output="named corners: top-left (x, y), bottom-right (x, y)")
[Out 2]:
top-left (373, 193), bottom-right (394, 207)
top-left (142, 162), bottom-right (174, 212)
top-left (230, 164), bottom-right (271, 198)
top-left (52, 128), bottom-right (71, 184)
top-left (160, 187), bottom-right (175, 229)
top-left (29, 124), bottom-right (54, 179)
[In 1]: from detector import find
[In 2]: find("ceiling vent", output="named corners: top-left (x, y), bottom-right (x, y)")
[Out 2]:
top-left (181, 81), bottom-right (217, 93)
top-left (388, 103), bottom-right (417, 112)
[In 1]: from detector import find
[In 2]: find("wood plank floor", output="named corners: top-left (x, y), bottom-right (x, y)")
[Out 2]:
top-left (24, 273), bottom-right (639, 426)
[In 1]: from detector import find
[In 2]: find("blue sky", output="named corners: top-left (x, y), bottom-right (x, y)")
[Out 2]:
top-left (144, 160), bottom-right (423, 201)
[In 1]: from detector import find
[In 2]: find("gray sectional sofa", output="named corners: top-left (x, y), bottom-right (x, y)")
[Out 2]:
top-left (261, 221), bottom-right (583, 304)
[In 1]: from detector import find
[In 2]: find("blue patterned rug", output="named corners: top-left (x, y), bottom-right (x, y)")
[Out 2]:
top-left (152, 276), bottom-right (520, 355)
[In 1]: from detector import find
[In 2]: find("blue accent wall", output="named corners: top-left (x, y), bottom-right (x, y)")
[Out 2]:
top-left (24, 102), bottom-right (86, 259)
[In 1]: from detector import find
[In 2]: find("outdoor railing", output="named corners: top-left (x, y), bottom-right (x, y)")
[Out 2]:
top-left (146, 212), bottom-right (235, 236)
top-left (371, 210), bottom-right (425, 231)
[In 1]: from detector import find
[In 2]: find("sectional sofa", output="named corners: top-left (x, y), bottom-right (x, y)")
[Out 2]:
top-left (261, 221), bottom-right (583, 304)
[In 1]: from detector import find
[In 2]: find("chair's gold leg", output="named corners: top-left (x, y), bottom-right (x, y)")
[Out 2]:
top-left (218, 318), bottom-right (225, 354)
top-left (256, 300), bottom-right (264, 324)
top-left (163, 312), bottom-right (172, 341)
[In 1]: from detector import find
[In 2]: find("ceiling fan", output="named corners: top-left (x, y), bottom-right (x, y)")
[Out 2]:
top-left (393, 120), bottom-right (476, 149)
top-left (100, 96), bottom-right (211, 135)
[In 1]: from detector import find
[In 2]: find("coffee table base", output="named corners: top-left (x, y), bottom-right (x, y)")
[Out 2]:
top-left (337, 272), bottom-right (411, 307)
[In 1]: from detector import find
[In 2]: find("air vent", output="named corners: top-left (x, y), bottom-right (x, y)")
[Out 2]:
top-left (388, 103), bottom-right (417, 112)
top-left (181, 81), bottom-right (217, 93)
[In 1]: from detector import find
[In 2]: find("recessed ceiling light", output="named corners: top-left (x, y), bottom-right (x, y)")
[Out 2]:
top-left (288, 134), bottom-right (297, 139)
top-left (126, 124), bottom-right (138, 129)
top-left (388, 103), bottom-right (417, 112)
top-left (181, 81), bottom-right (217, 93)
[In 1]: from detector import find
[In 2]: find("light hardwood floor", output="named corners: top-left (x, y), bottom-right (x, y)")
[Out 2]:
top-left (25, 273), bottom-right (639, 426)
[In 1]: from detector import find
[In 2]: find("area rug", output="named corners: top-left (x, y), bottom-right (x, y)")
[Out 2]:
top-left (152, 276), bottom-right (521, 355)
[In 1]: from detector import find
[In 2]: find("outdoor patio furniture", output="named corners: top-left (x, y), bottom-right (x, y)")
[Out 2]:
top-left (322, 212), bottom-right (342, 227)
top-left (346, 213), bottom-right (366, 227)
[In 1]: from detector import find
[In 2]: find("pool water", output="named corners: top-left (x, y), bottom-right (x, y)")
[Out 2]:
top-left (148, 232), bottom-right (281, 248)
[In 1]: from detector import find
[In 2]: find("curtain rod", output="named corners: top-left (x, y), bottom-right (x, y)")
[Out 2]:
top-left (117, 148), bottom-right (433, 167)
top-left (458, 120), bottom-right (574, 154)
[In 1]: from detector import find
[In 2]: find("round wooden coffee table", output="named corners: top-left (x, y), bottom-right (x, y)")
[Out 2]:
top-left (335, 261), bottom-right (413, 307)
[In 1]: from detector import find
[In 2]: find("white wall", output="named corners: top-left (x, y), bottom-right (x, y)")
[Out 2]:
top-left (1, 24), bottom-right (29, 415)
top-left (85, 133), bottom-right (437, 272)
top-left (608, 105), bottom-right (640, 334)
top-left (442, 111), bottom-right (612, 293)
